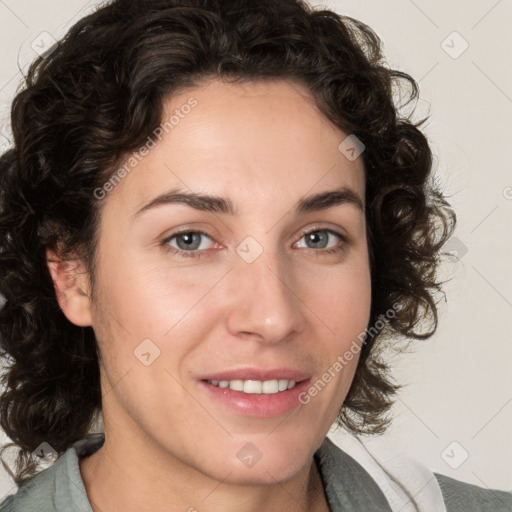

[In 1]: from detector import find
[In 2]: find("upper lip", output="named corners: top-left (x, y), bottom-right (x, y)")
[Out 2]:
top-left (199, 367), bottom-right (312, 382)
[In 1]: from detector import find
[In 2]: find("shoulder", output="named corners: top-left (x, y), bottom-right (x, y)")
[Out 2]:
top-left (434, 472), bottom-right (512, 512)
top-left (0, 459), bottom-right (62, 512)
top-left (0, 433), bottom-right (104, 512)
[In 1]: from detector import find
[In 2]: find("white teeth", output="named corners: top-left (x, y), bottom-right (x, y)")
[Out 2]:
top-left (262, 380), bottom-right (278, 394)
top-left (278, 379), bottom-right (289, 392)
top-left (207, 378), bottom-right (298, 394)
top-left (244, 380), bottom-right (262, 394)
top-left (230, 380), bottom-right (244, 391)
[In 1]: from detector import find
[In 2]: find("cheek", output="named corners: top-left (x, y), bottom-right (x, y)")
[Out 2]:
top-left (90, 264), bottom-right (204, 422)
top-left (299, 256), bottom-right (372, 340)
top-left (90, 254), bottom-right (228, 403)
top-left (94, 248), bottom-right (217, 336)
top-left (297, 258), bottom-right (371, 398)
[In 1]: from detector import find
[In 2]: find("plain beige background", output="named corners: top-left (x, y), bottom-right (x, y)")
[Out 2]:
top-left (0, 0), bottom-right (510, 501)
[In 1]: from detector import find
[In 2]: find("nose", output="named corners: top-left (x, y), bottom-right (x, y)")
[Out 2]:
top-left (225, 247), bottom-right (306, 345)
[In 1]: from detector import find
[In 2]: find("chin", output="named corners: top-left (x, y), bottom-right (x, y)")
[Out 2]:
top-left (223, 442), bottom-right (312, 485)
top-left (215, 460), bottom-right (308, 486)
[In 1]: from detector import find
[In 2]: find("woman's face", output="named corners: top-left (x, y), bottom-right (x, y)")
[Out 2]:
top-left (87, 78), bottom-right (371, 484)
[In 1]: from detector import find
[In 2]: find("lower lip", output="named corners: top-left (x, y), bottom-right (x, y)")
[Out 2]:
top-left (199, 379), bottom-right (311, 418)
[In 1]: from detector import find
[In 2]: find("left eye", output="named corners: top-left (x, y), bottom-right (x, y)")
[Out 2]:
top-left (295, 229), bottom-right (344, 251)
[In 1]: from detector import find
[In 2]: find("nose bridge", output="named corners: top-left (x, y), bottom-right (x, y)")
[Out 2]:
top-left (226, 240), bottom-right (304, 343)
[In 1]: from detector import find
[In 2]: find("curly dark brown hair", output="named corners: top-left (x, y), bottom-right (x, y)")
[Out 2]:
top-left (0, 0), bottom-right (455, 484)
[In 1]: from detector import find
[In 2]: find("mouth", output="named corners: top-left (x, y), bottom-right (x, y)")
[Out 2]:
top-left (199, 371), bottom-right (311, 418)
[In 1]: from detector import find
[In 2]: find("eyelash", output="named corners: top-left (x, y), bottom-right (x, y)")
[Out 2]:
top-left (160, 228), bottom-right (348, 259)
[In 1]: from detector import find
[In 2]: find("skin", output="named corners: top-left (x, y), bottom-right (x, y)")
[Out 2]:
top-left (48, 77), bottom-right (371, 512)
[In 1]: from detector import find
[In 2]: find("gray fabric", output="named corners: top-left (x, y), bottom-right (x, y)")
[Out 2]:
top-left (0, 434), bottom-right (104, 512)
top-left (0, 433), bottom-right (510, 511)
top-left (435, 473), bottom-right (512, 512)
top-left (314, 437), bottom-right (393, 510)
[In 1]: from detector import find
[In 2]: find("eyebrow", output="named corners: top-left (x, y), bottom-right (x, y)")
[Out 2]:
top-left (133, 185), bottom-right (364, 219)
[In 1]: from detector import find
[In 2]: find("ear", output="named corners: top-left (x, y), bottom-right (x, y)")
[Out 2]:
top-left (46, 248), bottom-right (92, 327)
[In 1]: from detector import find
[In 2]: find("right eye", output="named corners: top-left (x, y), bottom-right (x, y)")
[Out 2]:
top-left (161, 230), bottom-right (217, 258)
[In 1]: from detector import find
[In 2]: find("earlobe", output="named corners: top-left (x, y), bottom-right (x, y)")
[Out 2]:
top-left (46, 249), bottom-right (93, 327)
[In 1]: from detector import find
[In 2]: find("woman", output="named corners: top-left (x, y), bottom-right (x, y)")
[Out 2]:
top-left (0, 0), bottom-right (510, 510)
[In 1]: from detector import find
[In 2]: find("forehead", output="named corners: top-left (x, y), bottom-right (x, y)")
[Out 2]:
top-left (106, 77), bottom-right (365, 215)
